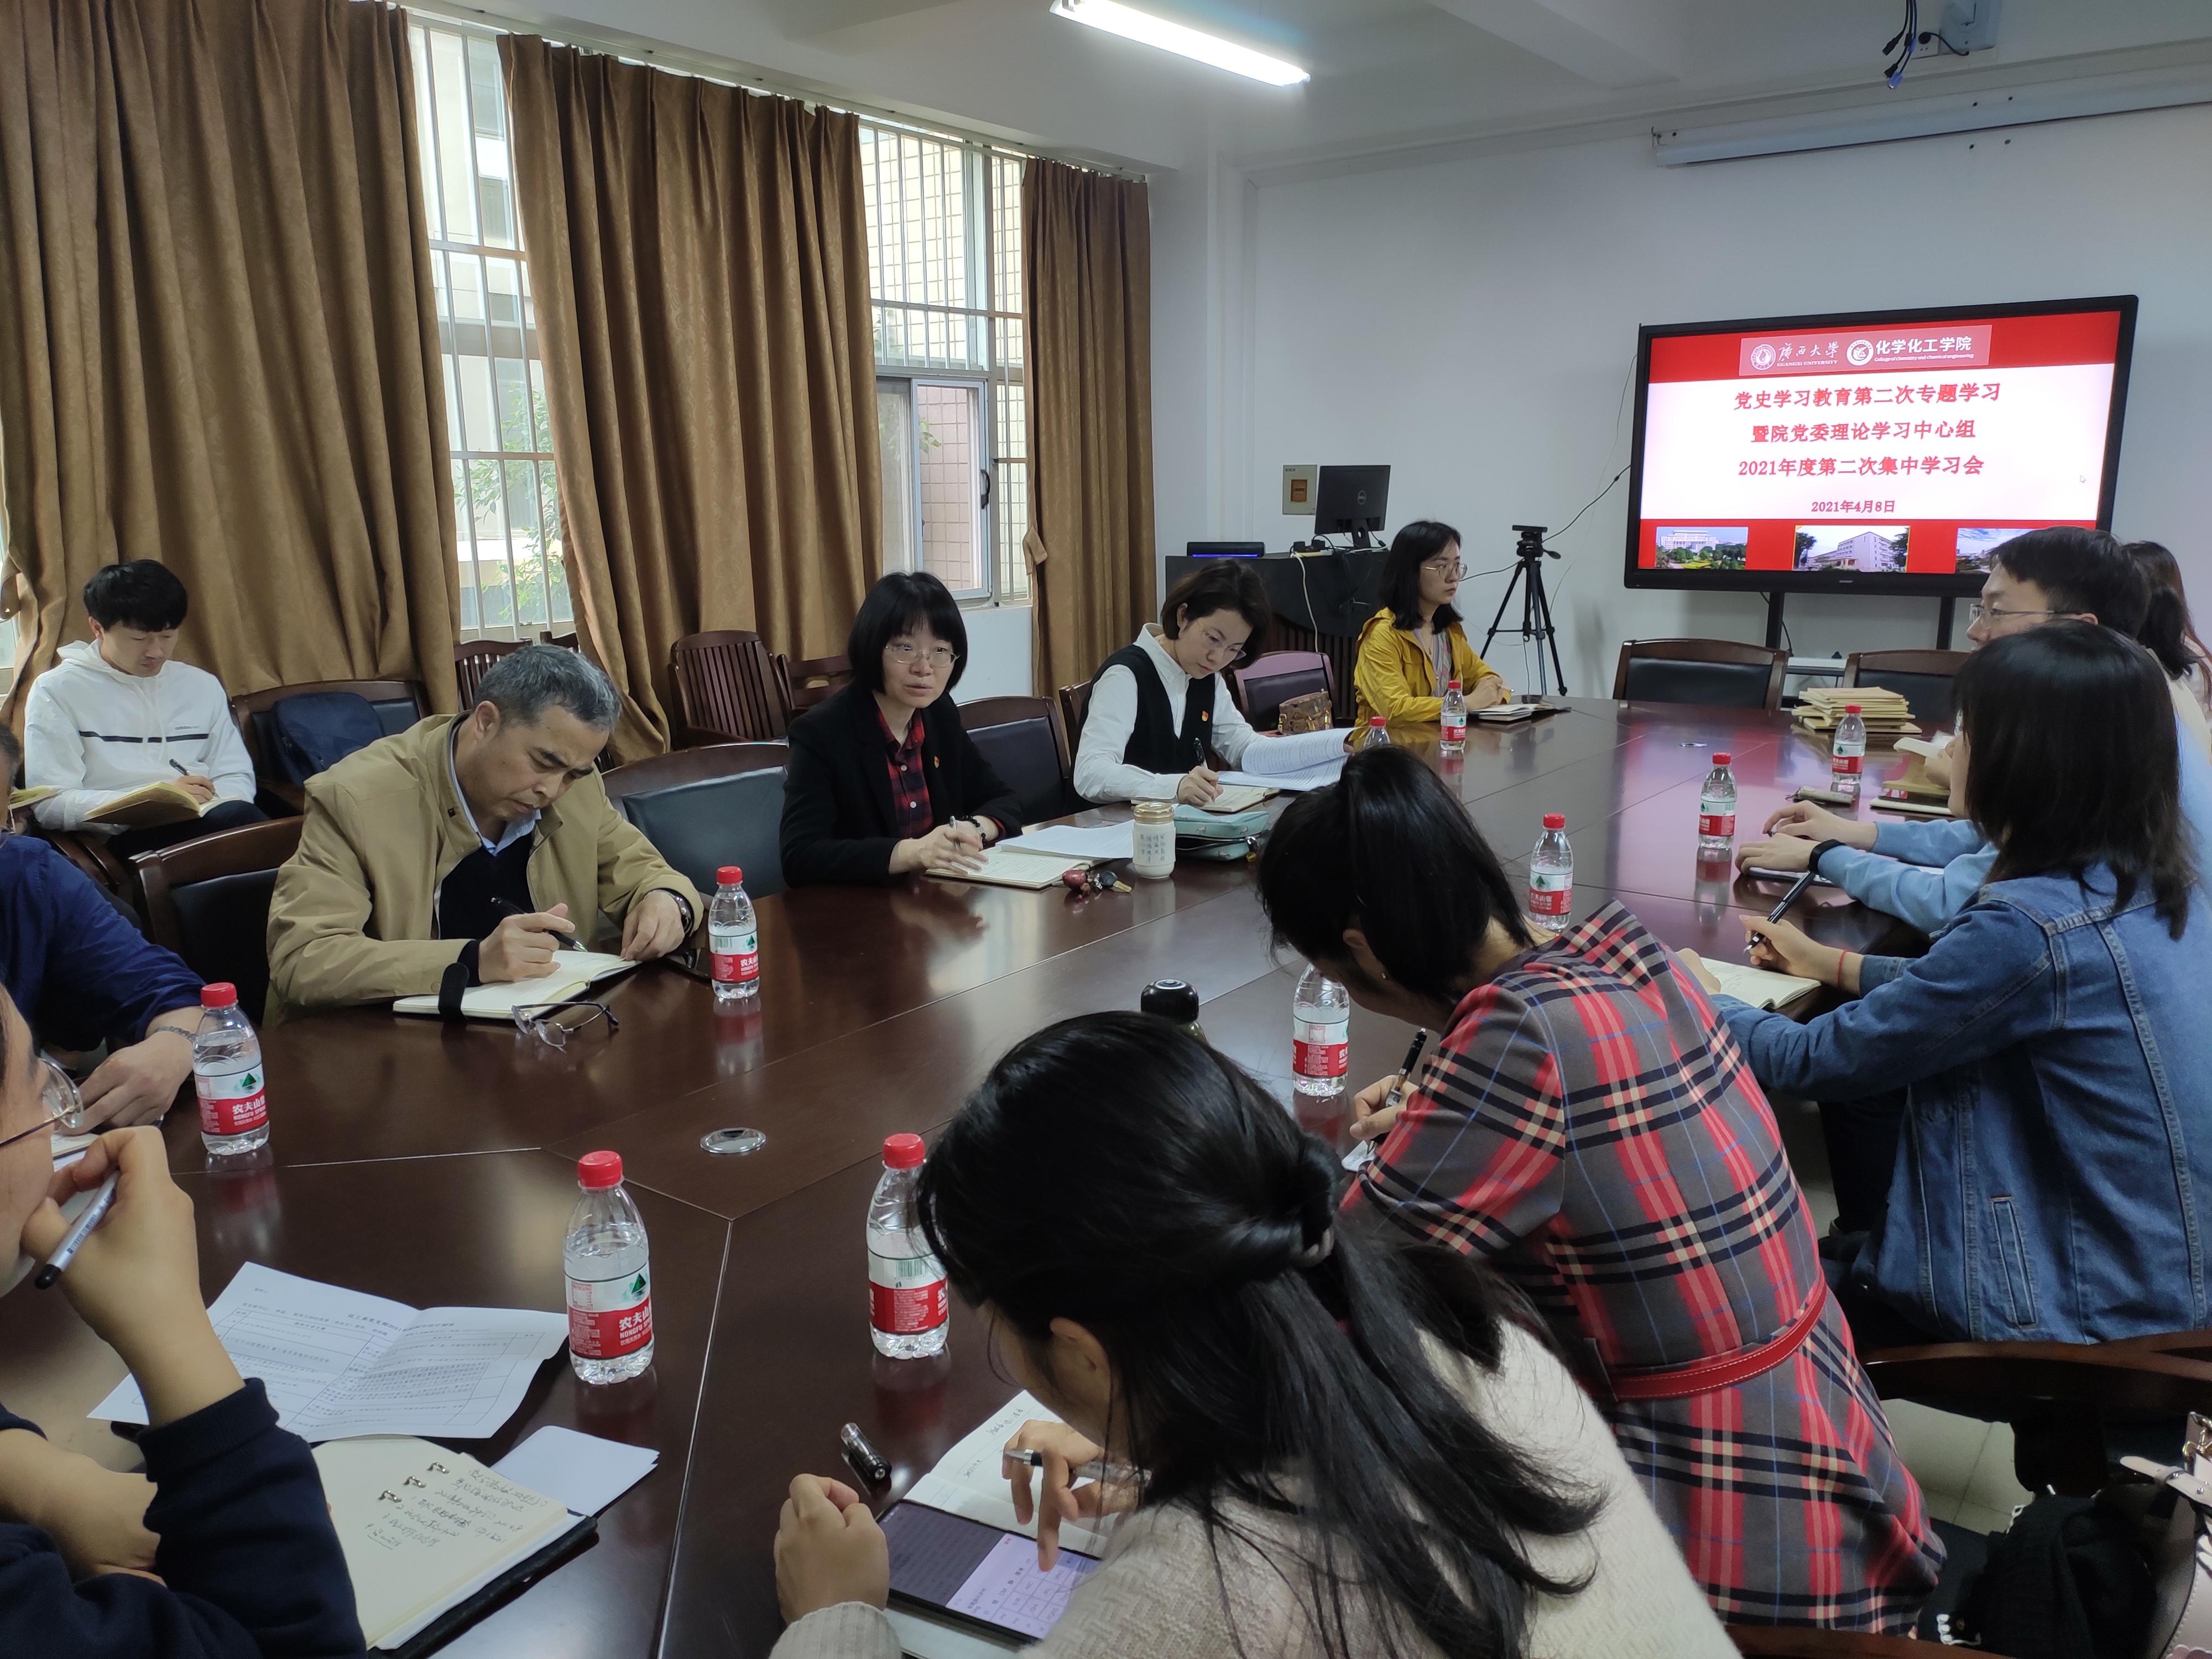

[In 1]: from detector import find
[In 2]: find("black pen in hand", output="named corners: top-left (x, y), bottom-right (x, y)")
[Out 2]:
top-left (490, 895), bottom-right (583, 950)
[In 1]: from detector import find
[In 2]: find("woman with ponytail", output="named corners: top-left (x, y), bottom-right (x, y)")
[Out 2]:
top-left (770, 1013), bottom-right (1735, 1658)
top-left (1256, 748), bottom-right (1940, 1635)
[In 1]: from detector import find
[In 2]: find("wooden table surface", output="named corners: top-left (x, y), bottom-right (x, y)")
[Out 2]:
top-left (0, 699), bottom-right (1932, 1658)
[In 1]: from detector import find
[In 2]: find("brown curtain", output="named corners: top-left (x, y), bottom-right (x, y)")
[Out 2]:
top-left (499, 37), bottom-right (879, 759)
top-left (1021, 160), bottom-right (1153, 697)
top-left (0, 0), bottom-right (460, 719)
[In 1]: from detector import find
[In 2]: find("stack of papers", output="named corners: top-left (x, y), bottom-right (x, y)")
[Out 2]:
top-left (1000, 823), bottom-right (1134, 859)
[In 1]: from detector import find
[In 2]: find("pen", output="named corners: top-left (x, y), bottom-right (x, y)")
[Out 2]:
top-left (1344, 1029), bottom-right (1429, 1174)
top-left (1766, 868), bottom-right (1818, 924)
top-left (491, 895), bottom-right (583, 950)
top-left (1008, 1447), bottom-right (1142, 1488)
top-left (168, 759), bottom-right (189, 776)
top-left (839, 1422), bottom-right (889, 1486)
top-left (34, 1172), bottom-right (118, 1290)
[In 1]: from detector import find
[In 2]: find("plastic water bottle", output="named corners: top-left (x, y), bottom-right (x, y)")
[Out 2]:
top-left (1697, 752), bottom-right (1738, 854)
top-left (1528, 812), bottom-right (1573, 921)
top-left (1292, 966), bottom-right (1351, 1098)
top-left (708, 865), bottom-right (759, 1005)
top-left (192, 983), bottom-right (269, 1159)
top-left (1832, 705), bottom-right (1867, 799)
top-left (869, 1134), bottom-right (949, 1359)
top-left (565, 1150), bottom-right (654, 1384)
top-left (1360, 716), bottom-right (1391, 750)
top-left (1439, 680), bottom-right (1467, 753)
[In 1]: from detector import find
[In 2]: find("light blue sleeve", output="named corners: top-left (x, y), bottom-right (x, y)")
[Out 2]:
top-left (1818, 841), bottom-right (1996, 933)
top-left (1722, 899), bottom-right (2059, 1100)
top-left (1871, 816), bottom-right (1987, 867)
top-left (2179, 727), bottom-right (2212, 867)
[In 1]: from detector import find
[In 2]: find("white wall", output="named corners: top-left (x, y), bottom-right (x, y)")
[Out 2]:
top-left (1156, 103), bottom-right (2212, 696)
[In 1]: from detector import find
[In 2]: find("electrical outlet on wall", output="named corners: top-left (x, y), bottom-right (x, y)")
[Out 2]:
top-left (1282, 464), bottom-right (1317, 516)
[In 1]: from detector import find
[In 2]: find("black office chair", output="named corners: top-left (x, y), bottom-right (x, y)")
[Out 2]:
top-left (1844, 649), bottom-right (1969, 727)
top-left (602, 744), bottom-right (789, 899)
top-left (1230, 650), bottom-right (1334, 731)
top-left (130, 818), bottom-right (306, 1022)
top-left (959, 696), bottom-right (1074, 828)
top-left (1613, 640), bottom-right (1789, 712)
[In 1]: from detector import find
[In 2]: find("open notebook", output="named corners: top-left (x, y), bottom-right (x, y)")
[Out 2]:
top-left (1700, 959), bottom-right (1822, 1011)
top-left (927, 847), bottom-right (1086, 890)
top-left (905, 1391), bottom-right (1118, 1559)
top-left (314, 1436), bottom-right (592, 1653)
top-left (392, 952), bottom-right (639, 1019)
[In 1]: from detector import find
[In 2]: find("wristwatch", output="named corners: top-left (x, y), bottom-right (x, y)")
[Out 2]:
top-left (664, 890), bottom-right (697, 934)
top-left (1807, 838), bottom-right (1847, 879)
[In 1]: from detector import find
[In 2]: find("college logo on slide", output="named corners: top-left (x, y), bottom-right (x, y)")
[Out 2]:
top-left (1845, 338), bottom-right (1875, 367)
top-left (1748, 343), bottom-right (1776, 371)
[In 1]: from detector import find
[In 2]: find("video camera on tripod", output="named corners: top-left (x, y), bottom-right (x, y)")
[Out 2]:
top-left (1481, 525), bottom-right (1569, 695)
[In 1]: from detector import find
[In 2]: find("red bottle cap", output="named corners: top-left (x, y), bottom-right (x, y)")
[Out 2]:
top-left (577, 1150), bottom-right (624, 1190)
top-left (1447, 679), bottom-right (1462, 690)
top-left (883, 1133), bottom-right (925, 1170)
top-left (1713, 752), bottom-right (1733, 765)
top-left (1844, 704), bottom-right (1862, 714)
top-left (201, 983), bottom-right (237, 1009)
top-left (1542, 812), bottom-right (1566, 830)
top-left (717, 865), bottom-right (743, 886)
top-left (1369, 715), bottom-right (1386, 727)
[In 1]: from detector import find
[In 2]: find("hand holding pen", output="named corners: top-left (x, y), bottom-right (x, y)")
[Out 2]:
top-left (1001, 1421), bottom-right (1141, 1570)
top-left (1343, 1030), bottom-right (1429, 1172)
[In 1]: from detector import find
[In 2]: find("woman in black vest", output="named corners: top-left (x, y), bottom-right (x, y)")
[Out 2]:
top-left (1073, 565), bottom-right (1271, 805)
top-left (780, 573), bottom-right (1024, 887)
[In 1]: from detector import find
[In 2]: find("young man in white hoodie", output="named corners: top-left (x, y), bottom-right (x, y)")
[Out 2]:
top-left (23, 561), bottom-right (266, 858)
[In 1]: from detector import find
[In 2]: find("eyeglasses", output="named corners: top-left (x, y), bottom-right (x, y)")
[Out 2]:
top-left (1968, 600), bottom-right (2064, 624)
top-left (513, 1000), bottom-right (619, 1050)
top-left (1193, 625), bottom-right (1248, 662)
top-left (885, 641), bottom-right (958, 670)
top-left (1421, 558), bottom-right (1469, 578)
top-left (0, 1059), bottom-right (88, 1151)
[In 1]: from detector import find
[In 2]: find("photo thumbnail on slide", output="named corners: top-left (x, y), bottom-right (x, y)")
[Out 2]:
top-left (1654, 526), bottom-right (1750, 570)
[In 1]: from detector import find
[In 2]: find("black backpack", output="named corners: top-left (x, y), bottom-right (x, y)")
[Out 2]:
top-left (266, 691), bottom-right (386, 785)
top-left (1948, 1492), bottom-right (2157, 1658)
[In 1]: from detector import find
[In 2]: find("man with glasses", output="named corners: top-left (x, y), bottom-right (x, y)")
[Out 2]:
top-left (1741, 525), bottom-right (2212, 930)
top-left (266, 645), bottom-right (700, 1018)
top-left (780, 572), bottom-right (1026, 886)
top-left (0, 726), bottom-right (205, 1129)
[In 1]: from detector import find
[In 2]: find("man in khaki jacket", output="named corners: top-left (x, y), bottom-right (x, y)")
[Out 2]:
top-left (266, 645), bottom-right (700, 1018)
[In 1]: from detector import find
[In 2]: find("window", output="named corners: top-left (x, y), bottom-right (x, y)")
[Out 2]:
top-left (862, 124), bottom-right (1027, 602)
top-left (409, 17), bottom-right (571, 641)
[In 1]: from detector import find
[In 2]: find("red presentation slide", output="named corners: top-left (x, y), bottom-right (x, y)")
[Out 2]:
top-left (1630, 307), bottom-right (2127, 582)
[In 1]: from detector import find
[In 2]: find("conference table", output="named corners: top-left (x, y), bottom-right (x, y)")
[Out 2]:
top-left (0, 697), bottom-right (1928, 1658)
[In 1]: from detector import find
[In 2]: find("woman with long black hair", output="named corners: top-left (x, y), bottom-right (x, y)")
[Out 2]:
top-left (1256, 747), bottom-right (1939, 1634)
top-left (770, 1014), bottom-right (1735, 1658)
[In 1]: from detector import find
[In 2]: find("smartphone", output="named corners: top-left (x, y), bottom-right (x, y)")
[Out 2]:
top-left (881, 1502), bottom-right (1103, 1645)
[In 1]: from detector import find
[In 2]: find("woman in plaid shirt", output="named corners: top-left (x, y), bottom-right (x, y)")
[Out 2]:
top-left (1257, 748), bottom-right (1940, 1633)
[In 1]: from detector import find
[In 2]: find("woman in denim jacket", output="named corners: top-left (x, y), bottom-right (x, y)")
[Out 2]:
top-left (1697, 624), bottom-right (2210, 1347)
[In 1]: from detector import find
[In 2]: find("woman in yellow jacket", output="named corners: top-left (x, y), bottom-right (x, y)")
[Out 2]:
top-left (1354, 520), bottom-right (1509, 725)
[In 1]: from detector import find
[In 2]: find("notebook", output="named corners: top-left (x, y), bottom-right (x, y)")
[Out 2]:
top-left (1699, 959), bottom-right (1823, 1011)
top-left (313, 1435), bottom-right (593, 1652)
top-left (391, 952), bottom-right (639, 1019)
top-left (7, 785), bottom-right (56, 813)
top-left (905, 1391), bottom-right (1117, 1559)
top-left (1190, 784), bottom-right (1271, 813)
top-left (81, 780), bottom-right (218, 830)
top-left (928, 847), bottom-right (1088, 890)
top-left (1474, 702), bottom-right (1543, 723)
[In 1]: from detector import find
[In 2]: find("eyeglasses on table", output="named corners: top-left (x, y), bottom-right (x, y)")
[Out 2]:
top-left (513, 1000), bottom-right (620, 1050)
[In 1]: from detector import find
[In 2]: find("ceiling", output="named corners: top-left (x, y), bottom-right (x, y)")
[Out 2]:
top-left (527, 0), bottom-right (2212, 172)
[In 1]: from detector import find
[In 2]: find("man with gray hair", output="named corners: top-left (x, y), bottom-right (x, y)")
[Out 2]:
top-left (266, 645), bottom-right (699, 1017)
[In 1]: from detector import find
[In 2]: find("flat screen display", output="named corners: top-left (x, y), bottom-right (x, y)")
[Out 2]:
top-left (1622, 296), bottom-right (2136, 596)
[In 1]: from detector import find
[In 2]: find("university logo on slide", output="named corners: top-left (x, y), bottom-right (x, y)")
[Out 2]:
top-left (1748, 343), bottom-right (1776, 371)
top-left (1845, 338), bottom-right (1875, 367)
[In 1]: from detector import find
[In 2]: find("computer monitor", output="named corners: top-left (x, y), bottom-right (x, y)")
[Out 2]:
top-left (1313, 466), bottom-right (1390, 549)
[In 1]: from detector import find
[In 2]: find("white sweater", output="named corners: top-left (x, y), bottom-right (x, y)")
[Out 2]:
top-left (773, 1325), bottom-right (1736, 1659)
top-left (23, 641), bottom-right (257, 832)
top-left (1073, 626), bottom-right (1258, 804)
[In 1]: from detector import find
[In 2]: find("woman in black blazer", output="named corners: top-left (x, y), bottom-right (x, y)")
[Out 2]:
top-left (780, 573), bottom-right (1025, 887)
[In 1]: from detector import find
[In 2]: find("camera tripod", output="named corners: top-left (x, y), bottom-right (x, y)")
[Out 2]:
top-left (1480, 525), bottom-right (1568, 696)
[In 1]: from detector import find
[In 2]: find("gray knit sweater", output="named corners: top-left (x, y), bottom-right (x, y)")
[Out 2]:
top-left (771, 1324), bottom-right (1734, 1658)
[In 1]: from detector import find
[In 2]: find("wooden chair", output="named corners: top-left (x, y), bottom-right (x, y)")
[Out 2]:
top-left (1231, 650), bottom-right (1334, 731)
top-left (29, 826), bottom-right (137, 910)
top-left (669, 630), bottom-right (786, 745)
top-left (1613, 639), bottom-right (1790, 713)
top-left (229, 680), bottom-right (430, 814)
top-left (772, 651), bottom-right (852, 723)
top-left (602, 743), bottom-right (790, 899)
top-left (453, 638), bottom-right (526, 708)
top-left (1843, 649), bottom-right (1971, 729)
top-left (959, 696), bottom-right (1074, 827)
top-left (1055, 681), bottom-right (1092, 757)
top-left (1723, 1326), bottom-right (2212, 1655)
top-left (538, 630), bottom-right (580, 650)
top-left (129, 818), bottom-right (305, 1022)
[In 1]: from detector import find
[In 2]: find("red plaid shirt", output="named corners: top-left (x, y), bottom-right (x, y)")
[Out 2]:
top-left (878, 705), bottom-right (934, 840)
top-left (1348, 902), bottom-right (1939, 1632)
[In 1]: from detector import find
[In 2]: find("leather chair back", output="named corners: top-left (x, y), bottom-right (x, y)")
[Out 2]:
top-left (131, 818), bottom-right (306, 1022)
top-left (960, 697), bottom-right (1072, 827)
top-left (604, 745), bottom-right (789, 899)
top-left (1232, 651), bottom-right (1334, 730)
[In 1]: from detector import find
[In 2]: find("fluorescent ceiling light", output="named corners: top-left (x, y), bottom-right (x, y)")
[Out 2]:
top-left (1050, 0), bottom-right (1308, 87)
